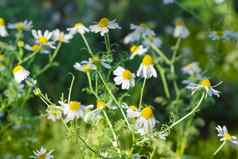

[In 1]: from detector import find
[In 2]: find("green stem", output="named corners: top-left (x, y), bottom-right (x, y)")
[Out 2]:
top-left (139, 78), bottom-right (147, 110)
top-left (156, 64), bottom-right (170, 98)
top-left (81, 34), bottom-right (93, 56)
top-left (171, 38), bottom-right (181, 63)
top-left (150, 145), bottom-right (156, 159)
top-left (97, 72), bottom-right (131, 130)
top-left (67, 74), bottom-right (75, 103)
top-left (213, 141), bottom-right (226, 156)
top-left (104, 33), bottom-right (111, 54)
top-left (19, 50), bottom-right (38, 64)
top-left (162, 93), bottom-right (205, 133)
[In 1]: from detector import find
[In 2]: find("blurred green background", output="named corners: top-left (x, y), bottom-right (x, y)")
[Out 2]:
top-left (1, 0), bottom-right (238, 158)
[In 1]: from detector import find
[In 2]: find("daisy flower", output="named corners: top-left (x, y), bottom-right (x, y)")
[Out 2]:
top-left (67, 22), bottom-right (89, 35)
top-left (135, 106), bottom-right (156, 135)
top-left (143, 35), bottom-right (162, 48)
top-left (113, 66), bottom-right (135, 90)
top-left (8, 20), bottom-right (32, 31)
top-left (46, 105), bottom-right (63, 122)
top-left (126, 105), bottom-right (140, 118)
top-left (129, 44), bottom-right (148, 59)
top-left (25, 44), bottom-right (50, 54)
top-left (173, 19), bottom-right (190, 39)
top-left (12, 65), bottom-right (30, 83)
top-left (32, 30), bottom-right (55, 49)
top-left (137, 54), bottom-right (157, 78)
top-left (185, 79), bottom-right (221, 97)
top-left (59, 101), bottom-right (86, 123)
top-left (89, 56), bottom-right (111, 69)
top-left (52, 29), bottom-right (73, 43)
top-left (84, 100), bottom-right (106, 122)
top-left (182, 62), bottom-right (202, 78)
top-left (89, 17), bottom-right (121, 36)
top-left (74, 60), bottom-right (97, 73)
top-left (0, 18), bottom-right (8, 37)
top-left (30, 146), bottom-right (54, 159)
top-left (216, 125), bottom-right (237, 144)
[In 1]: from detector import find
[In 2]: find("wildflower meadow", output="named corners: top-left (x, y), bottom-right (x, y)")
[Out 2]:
top-left (1, 0), bottom-right (238, 158)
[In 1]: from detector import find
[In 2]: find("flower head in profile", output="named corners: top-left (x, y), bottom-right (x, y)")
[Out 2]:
top-left (173, 19), bottom-right (190, 39)
top-left (89, 56), bottom-right (111, 69)
top-left (67, 22), bottom-right (89, 35)
top-left (216, 125), bottom-right (237, 144)
top-left (90, 17), bottom-right (121, 36)
top-left (113, 66), bottom-right (135, 90)
top-left (135, 106), bottom-right (156, 135)
top-left (8, 20), bottom-right (32, 31)
top-left (129, 44), bottom-right (147, 59)
top-left (52, 29), bottom-right (73, 43)
top-left (182, 62), bottom-right (202, 78)
top-left (25, 44), bottom-right (50, 54)
top-left (32, 30), bottom-right (55, 49)
top-left (126, 105), bottom-right (140, 118)
top-left (137, 54), bottom-right (157, 78)
top-left (74, 60), bottom-right (97, 73)
top-left (12, 65), bottom-right (30, 83)
top-left (46, 105), bottom-right (63, 122)
top-left (185, 79), bottom-right (221, 97)
top-left (0, 17), bottom-right (8, 37)
top-left (84, 100), bottom-right (106, 122)
top-left (59, 100), bottom-right (86, 123)
top-left (30, 146), bottom-right (54, 159)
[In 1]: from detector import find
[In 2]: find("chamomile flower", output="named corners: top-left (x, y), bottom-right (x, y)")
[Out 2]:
top-left (182, 62), bottom-right (202, 78)
top-left (84, 100), bottom-right (106, 122)
top-left (89, 17), bottom-right (121, 36)
top-left (137, 54), bottom-right (157, 78)
top-left (12, 65), bottom-right (30, 83)
top-left (135, 106), bottom-right (156, 135)
top-left (126, 105), bottom-right (140, 118)
top-left (8, 20), bottom-right (32, 31)
top-left (89, 56), bottom-right (111, 69)
top-left (74, 60), bottom-right (97, 73)
top-left (216, 125), bottom-right (237, 144)
top-left (143, 35), bottom-right (162, 48)
top-left (185, 79), bottom-right (221, 97)
top-left (32, 30), bottom-right (55, 49)
top-left (25, 44), bottom-right (50, 54)
top-left (0, 18), bottom-right (8, 37)
top-left (30, 146), bottom-right (54, 159)
top-left (129, 45), bottom-right (148, 59)
top-left (59, 101), bottom-right (86, 123)
top-left (52, 29), bottom-right (73, 43)
top-left (113, 66), bottom-right (135, 90)
top-left (67, 22), bottom-right (89, 35)
top-left (46, 105), bottom-right (63, 122)
top-left (173, 19), bottom-right (189, 39)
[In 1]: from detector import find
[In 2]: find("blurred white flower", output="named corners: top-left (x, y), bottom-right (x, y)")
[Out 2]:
top-left (74, 60), bottom-right (97, 73)
top-left (0, 17), bottom-right (8, 37)
top-left (137, 54), bottom-right (157, 79)
top-left (89, 56), bottom-right (111, 69)
top-left (173, 19), bottom-right (189, 39)
top-left (143, 36), bottom-right (162, 48)
top-left (163, 0), bottom-right (175, 5)
top-left (8, 20), bottom-right (32, 31)
top-left (30, 146), bottom-right (54, 159)
top-left (84, 100), bottom-right (106, 122)
top-left (67, 22), bottom-right (89, 35)
top-left (46, 105), bottom-right (63, 122)
top-left (113, 66), bottom-right (135, 90)
top-left (32, 30), bottom-right (55, 49)
top-left (182, 62), bottom-right (202, 78)
top-left (52, 29), bottom-right (73, 43)
top-left (12, 65), bottom-right (30, 83)
top-left (129, 44), bottom-right (147, 59)
top-left (25, 44), bottom-right (50, 54)
top-left (216, 125), bottom-right (237, 144)
top-left (126, 105), bottom-right (140, 118)
top-left (90, 17), bottom-right (121, 36)
top-left (214, 0), bottom-right (224, 4)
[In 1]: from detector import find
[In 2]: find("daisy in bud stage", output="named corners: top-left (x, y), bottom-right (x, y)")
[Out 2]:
top-left (32, 30), bottom-right (55, 49)
top-left (173, 19), bottom-right (190, 39)
top-left (113, 66), bottom-right (135, 90)
top-left (0, 18), bottom-right (8, 37)
top-left (67, 22), bottom-right (89, 35)
top-left (90, 17), bottom-right (121, 36)
top-left (46, 105), bottom-right (63, 122)
top-left (74, 60), bottom-right (97, 73)
top-left (59, 100), bottom-right (87, 123)
top-left (137, 54), bottom-right (157, 78)
top-left (216, 125), bottom-right (237, 144)
top-left (135, 106), bottom-right (156, 135)
top-left (30, 146), bottom-right (54, 159)
top-left (8, 20), bottom-right (32, 31)
top-left (185, 79), bottom-right (221, 97)
top-left (52, 29), bottom-right (73, 43)
top-left (126, 105), bottom-right (140, 118)
top-left (129, 44), bottom-right (148, 59)
top-left (12, 65), bottom-right (30, 83)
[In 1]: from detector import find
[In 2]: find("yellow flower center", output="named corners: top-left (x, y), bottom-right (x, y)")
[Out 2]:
top-left (15, 22), bottom-right (25, 30)
top-left (96, 100), bottom-right (106, 109)
top-left (200, 79), bottom-right (211, 88)
top-left (122, 69), bottom-right (133, 80)
top-left (69, 101), bottom-right (81, 112)
top-left (82, 64), bottom-right (92, 72)
top-left (58, 32), bottom-right (65, 42)
top-left (74, 22), bottom-right (84, 29)
top-left (129, 105), bottom-right (137, 111)
top-left (38, 36), bottom-right (48, 45)
top-left (12, 65), bottom-right (24, 74)
top-left (130, 45), bottom-right (140, 54)
top-left (142, 55), bottom-right (153, 65)
top-left (216, 31), bottom-right (224, 37)
top-left (98, 17), bottom-right (109, 28)
top-left (0, 18), bottom-right (5, 27)
top-left (32, 44), bottom-right (41, 51)
top-left (175, 19), bottom-right (184, 27)
top-left (141, 106), bottom-right (153, 119)
top-left (37, 154), bottom-right (46, 159)
top-left (224, 132), bottom-right (232, 141)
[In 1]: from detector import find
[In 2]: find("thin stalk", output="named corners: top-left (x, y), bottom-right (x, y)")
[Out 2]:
top-left (150, 145), bottom-right (156, 159)
top-left (213, 141), bottom-right (226, 156)
top-left (170, 65), bottom-right (180, 99)
top-left (67, 74), bottom-right (75, 103)
top-left (19, 50), bottom-right (38, 64)
top-left (162, 93), bottom-right (205, 133)
top-left (81, 34), bottom-right (93, 56)
top-left (149, 42), bottom-right (170, 65)
top-left (104, 33), bottom-right (111, 54)
top-left (156, 64), bottom-right (170, 98)
top-left (139, 78), bottom-right (147, 110)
